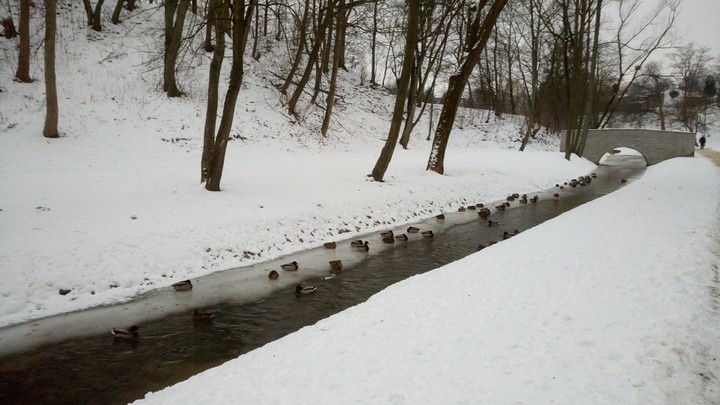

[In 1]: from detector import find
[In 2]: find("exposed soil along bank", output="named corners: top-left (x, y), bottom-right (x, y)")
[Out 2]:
top-left (0, 155), bottom-right (646, 405)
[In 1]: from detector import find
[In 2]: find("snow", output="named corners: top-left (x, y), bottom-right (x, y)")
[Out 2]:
top-left (1, 3), bottom-right (719, 403)
top-left (132, 154), bottom-right (720, 405)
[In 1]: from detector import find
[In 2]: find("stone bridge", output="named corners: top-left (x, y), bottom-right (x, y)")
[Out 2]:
top-left (560, 128), bottom-right (696, 165)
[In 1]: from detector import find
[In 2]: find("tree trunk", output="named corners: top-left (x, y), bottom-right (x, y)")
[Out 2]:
top-left (370, 1), bottom-right (378, 85)
top-left (201, 0), bottom-right (224, 182)
top-left (321, 0), bottom-right (345, 137)
top-left (577, 0), bottom-right (602, 157)
top-left (43, 0), bottom-right (59, 138)
top-left (280, 0), bottom-right (310, 95)
top-left (91, 0), bottom-right (105, 31)
top-left (427, 0), bottom-right (509, 174)
top-left (205, 0), bottom-right (256, 191)
top-left (15, 0), bottom-right (32, 83)
top-left (164, 0), bottom-right (191, 97)
top-left (82, 0), bottom-right (94, 25)
top-left (288, 7), bottom-right (331, 118)
top-left (111, 0), bottom-right (125, 24)
top-left (371, 0), bottom-right (419, 182)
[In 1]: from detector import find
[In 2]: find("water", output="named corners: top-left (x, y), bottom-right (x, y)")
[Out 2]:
top-left (0, 155), bottom-right (646, 405)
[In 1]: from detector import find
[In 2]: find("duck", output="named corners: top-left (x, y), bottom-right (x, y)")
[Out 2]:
top-left (281, 261), bottom-right (299, 271)
top-left (475, 203), bottom-right (485, 208)
top-left (620, 178), bottom-right (627, 183)
top-left (531, 195), bottom-right (539, 203)
top-left (495, 205), bottom-right (506, 211)
top-left (329, 260), bottom-right (343, 271)
top-left (421, 230), bottom-right (434, 238)
top-left (268, 270), bottom-right (279, 280)
top-left (503, 231), bottom-right (513, 240)
top-left (172, 280), bottom-right (193, 291)
top-left (436, 213), bottom-right (447, 219)
top-left (355, 241), bottom-right (370, 252)
top-left (382, 236), bottom-right (395, 244)
top-left (111, 325), bottom-right (139, 339)
top-left (458, 206), bottom-right (467, 212)
top-left (465, 206), bottom-right (476, 211)
top-left (476, 244), bottom-right (485, 251)
top-left (553, 193), bottom-right (560, 198)
top-left (407, 226), bottom-right (420, 233)
top-left (380, 230), bottom-right (394, 238)
top-left (519, 198), bottom-right (528, 204)
top-left (478, 208), bottom-right (491, 218)
top-left (488, 220), bottom-right (499, 227)
top-left (193, 309), bottom-right (214, 321)
top-left (323, 241), bottom-right (337, 249)
top-left (295, 284), bottom-right (317, 294)
top-left (350, 239), bottom-right (365, 247)
top-left (394, 234), bottom-right (408, 241)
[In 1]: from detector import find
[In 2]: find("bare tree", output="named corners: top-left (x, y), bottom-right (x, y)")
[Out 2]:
top-left (164, 0), bottom-right (191, 97)
top-left (427, 0), bottom-right (509, 174)
top-left (204, 0), bottom-right (257, 191)
top-left (15, 0), bottom-right (31, 82)
top-left (43, 0), bottom-right (59, 138)
top-left (371, 0), bottom-right (419, 182)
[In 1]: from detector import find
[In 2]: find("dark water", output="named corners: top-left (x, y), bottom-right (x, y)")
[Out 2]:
top-left (0, 156), bottom-right (646, 405)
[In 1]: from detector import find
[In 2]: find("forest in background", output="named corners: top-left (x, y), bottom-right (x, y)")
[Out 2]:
top-left (1, 0), bottom-right (718, 185)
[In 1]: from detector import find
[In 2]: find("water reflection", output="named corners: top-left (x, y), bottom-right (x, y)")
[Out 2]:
top-left (0, 156), bottom-right (646, 405)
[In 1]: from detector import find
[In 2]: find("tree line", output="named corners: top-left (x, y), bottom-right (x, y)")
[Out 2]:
top-left (3, 0), bottom-right (717, 189)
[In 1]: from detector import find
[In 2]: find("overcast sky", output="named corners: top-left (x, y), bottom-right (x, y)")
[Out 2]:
top-left (674, 0), bottom-right (720, 55)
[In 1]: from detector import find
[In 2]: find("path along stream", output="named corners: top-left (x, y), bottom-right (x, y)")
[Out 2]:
top-left (0, 154), bottom-right (647, 405)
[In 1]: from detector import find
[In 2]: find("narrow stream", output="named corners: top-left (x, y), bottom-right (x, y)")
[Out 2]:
top-left (0, 155), bottom-right (646, 405)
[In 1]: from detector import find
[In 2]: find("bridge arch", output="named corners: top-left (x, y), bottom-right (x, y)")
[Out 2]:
top-left (560, 129), bottom-right (696, 165)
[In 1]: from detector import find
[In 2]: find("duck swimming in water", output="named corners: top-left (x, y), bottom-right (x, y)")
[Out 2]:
top-left (407, 226), bottom-right (420, 233)
top-left (111, 325), bottom-right (139, 339)
top-left (329, 260), bottom-right (343, 271)
top-left (281, 261), bottom-right (299, 271)
top-left (295, 285), bottom-right (317, 294)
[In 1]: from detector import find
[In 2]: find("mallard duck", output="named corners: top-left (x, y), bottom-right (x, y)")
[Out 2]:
top-left (458, 206), bottom-right (467, 212)
top-left (407, 226), bottom-right (420, 233)
top-left (620, 178), bottom-right (627, 183)
top-left (519, 198), bottom-right (528, 204)
top-left (281, 261), bottom-right (299, 271)
top-left (323, 241), bottom-right (337, 249)
top-left (421, 230), bottom-right (434, 238)
top-left (350, 239), bottom-right (365, 247)
top-left (475, 203), bottom-right (485, 208)
top-left (465, 206), bottom-right (476, 211)
top-left (488, 220), bottom-right (499, 227)
top-left (503, 231), bottom-right (513, 240)
top-left (295, 285), bottom-right (316, 294)
top-left (478, 208), bottom-right (491, 218)
top-left (268, 270), bottom-right (279, 280)
top-left (476, 244), bottom-right (485, 251)
top-left (382, 236), bottom-right (395, 244)
top-left (495, 205), bottom-right (506, 211)
top-left (111, 325), bottom-right (139, 339)
top-left (380, 230), bottom-right (394, 238)
top-left (172, 280), bottom-right (193, 291)
top-left (531, 195), bottom-right (539, 203)
top-left (436, 213), bottom-right (447, 218)
top-left (193, 309), bottom-right (214, 321)
top-left (394, 234), bottom-right (408, 241)
top-left (355, 241), bottom-right (370, 252)
top-left (329, 260), bottom-right (343, 271)
top-left (513, 229), bottom-right (520, 235)
top-left (591, 173), bottom-right (597, 178)
top-left (553, 193), bottom-right (560, 198)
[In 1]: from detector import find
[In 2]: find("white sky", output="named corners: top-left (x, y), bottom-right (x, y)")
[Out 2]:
top-left (674, 0), bottom-right (720, 55)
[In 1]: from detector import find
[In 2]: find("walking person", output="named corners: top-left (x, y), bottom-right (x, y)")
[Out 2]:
top-left (699, 135), bottom-right (706, 149)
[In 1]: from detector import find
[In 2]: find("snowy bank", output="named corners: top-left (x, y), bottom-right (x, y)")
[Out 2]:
top-left (135, 156), bottom-right (720, 404)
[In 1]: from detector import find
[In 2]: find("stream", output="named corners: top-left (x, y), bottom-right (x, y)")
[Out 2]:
top-left (0, 154), bottom-right (647, 405)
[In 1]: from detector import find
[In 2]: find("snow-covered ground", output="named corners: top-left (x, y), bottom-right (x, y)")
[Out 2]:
top-left (133, 152), bottom-right (720, 404)
top-left (1, 3), bottom-right (719, 403)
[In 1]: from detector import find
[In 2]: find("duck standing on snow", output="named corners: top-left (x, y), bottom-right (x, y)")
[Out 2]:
top-left (295, 285), bottom-right (317, 295)
top-left (111, 325), bottom-right (139, 339)
top-left (281, 261), bottom-right (299, 271)
top-left (172, 280), bottom-right (193, 291)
